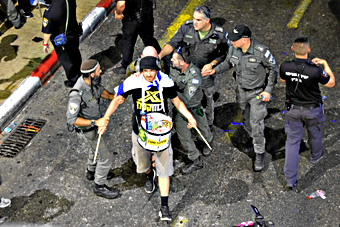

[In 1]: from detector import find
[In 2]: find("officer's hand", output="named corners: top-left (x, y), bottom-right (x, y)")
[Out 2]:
top-left (96, 117), bottom-right (110, 127)
top-left (202, 63), bottom-right (213, 73)
top-left (97, 126), bottom-right (107, 135)
top-left (259, 91), bottom-right (271, 102)
top-left (43, 45), bottom-right (49, 53)
top-left (312, 58), bottom-right (326, 68)
top-left (115, 11), bottom-right (123, 20)
top-left (187, 117), bottom-right (197, 129)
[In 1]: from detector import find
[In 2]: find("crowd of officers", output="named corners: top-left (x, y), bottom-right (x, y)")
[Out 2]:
top-left (40, 1), bottom-right (335, 223)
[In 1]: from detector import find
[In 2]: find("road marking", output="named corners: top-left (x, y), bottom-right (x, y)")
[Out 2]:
top-left (287, 0), bottom-right (312, 29)
top-left (158, 0), bottom-right (206, 47)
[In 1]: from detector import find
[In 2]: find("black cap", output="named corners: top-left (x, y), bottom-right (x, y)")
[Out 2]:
top-left (228, 25), bottom-right (252, 41)
top-left (140, 56), bottom-right (160, 71)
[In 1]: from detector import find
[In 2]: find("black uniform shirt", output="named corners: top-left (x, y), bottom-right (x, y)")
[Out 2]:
top-left (41, 0), bottom-right (79, 40)
top-left (122, 85), bottom-right (177, 134)
top-left (280, 57), bottom-right (330, 106)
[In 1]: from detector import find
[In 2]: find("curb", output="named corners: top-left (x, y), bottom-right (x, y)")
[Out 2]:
top-left (0, 0), bottom-right (116, 131)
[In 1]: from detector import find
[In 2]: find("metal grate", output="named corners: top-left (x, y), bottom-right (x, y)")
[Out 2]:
top-left (0, 118), bottom-right (46, 158)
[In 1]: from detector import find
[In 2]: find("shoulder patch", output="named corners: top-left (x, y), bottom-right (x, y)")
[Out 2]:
top-left (43, 18), bottom-right (49, 27)
top-left (189, 87), bottom-right (197, 97)
top-left (214, 26), bottom-right (223, 33)
top-left (269, 54), bottom-right (276, 64)
top-left (264, 50), bottom-right (271, 58)
top-left (192, 79), bottom-right (199, 84)
top-left (190, 68), bottom-right (196, 74)
top-left (322, 70), bottom-right (329, 77)
top-left (69, 102), bottom-right (79, 115)
top-left (185, 20), bottom-right (193, 25)
top-left (254, 45), bottom-right (264, 52)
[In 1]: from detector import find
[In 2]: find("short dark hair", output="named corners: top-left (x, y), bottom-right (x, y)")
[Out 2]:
top-left (194, 5), bottom-right (211, 19)
top-left (293, 36), bottom-right (309, 55)
top-left (175, 46), bottom-right (191, 64)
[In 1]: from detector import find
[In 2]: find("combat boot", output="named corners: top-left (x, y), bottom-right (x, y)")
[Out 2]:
top-left (202, 144), bottom-right (212, 156)
top-left (182, 155), bottom-right (203, 175)
top-left (254, 153), bottom-right (265, 171)
top-left (93, 184), bottom-right (119, 199)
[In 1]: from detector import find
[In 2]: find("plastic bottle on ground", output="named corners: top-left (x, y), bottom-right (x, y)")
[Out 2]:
top-left (308, 190), bottom-right (326, 199)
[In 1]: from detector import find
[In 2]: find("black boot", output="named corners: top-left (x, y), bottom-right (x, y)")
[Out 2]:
top-left (182, 156), bottom-right (203, 175)
top-left (87, 169), bottom-right (115, 181)
top-left (254, 153), bottom-right (265, 171)
top-left (93, 184), bottom-right (119, 199)
top-left (202, 144), bottom-right (212, 156)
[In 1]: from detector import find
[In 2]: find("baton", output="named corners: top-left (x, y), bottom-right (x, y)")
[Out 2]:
top-left (93, 134), bottom-right (101, 163)
top-left (193, 126), bottom-right (212, 150)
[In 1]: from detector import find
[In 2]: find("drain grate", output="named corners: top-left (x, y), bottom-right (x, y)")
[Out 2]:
top-left (0, 118), bottom-right (46, 158)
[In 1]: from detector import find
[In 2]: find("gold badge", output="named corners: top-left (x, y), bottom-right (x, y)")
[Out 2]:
top-left (43, 18), bottom-right (48, 27)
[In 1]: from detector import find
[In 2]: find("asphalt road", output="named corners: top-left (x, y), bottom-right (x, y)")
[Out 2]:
top-left (0, 0), bottom-right (340, 226)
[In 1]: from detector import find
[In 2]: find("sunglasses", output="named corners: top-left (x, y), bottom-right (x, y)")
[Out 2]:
top-left (194, 6), bottom-right (210, 19)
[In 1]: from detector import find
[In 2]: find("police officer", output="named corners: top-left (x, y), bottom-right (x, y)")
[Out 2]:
top-left (208, 25), bottom-right (278, 171)
top-left (113, 0), bottom-right (161, 74)
top-left (279, 36), bottom-right (335, 188)
top-left (42, 0), bottom-right (82, 87)
top-left (170, 46), bottom-right (213, 174)
top-left (66, 59), bottom-right (119, 199)
top-left (159, 5), bottom-right (229, 131)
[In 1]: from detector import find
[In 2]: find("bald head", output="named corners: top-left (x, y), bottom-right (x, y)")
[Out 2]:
top-left (141, 46), bottom-right (158, 58)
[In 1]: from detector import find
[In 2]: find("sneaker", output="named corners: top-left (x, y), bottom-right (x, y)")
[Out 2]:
top-left (64, 80), bottom-right (76, 88)
top-left (159, 205), bottom-right (172, 221)
top-left (310, 153), bottom-right (324, 164)
top-left (14, 21), bottom-right (24, 29)
top-left (286, 180), bottom-right (298, 189)
top-left (113, 65), bottom-right (127, 74)
top-left (182, 155), bottom-right (203, 175)
top-left (86, 169), bottom-right (115, 181)
top-left (254, 153), bottom-right (264, 171)
top-left (19, 9), bottom-right (34, 18)
top-left (144, 169), bottom-right (155, 193)
top-left (0, 198), bottom-right (11, 208)
top-left (93, 184), bottom-right (119, 199)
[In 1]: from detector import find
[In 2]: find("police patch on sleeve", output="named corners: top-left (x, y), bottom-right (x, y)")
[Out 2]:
top-left (322, 70), bottom-right (328, 77)
top-left (43, 18), bottom-right (49, 27)
top-left (189, 87), bottom-right (197, 97)
top-left (265, 50), bottom-right (271, 58)
top-left (269, 55), bottom-right (276, 64)
top-left (69, 102), bottom-right (79, 115)
top-left (192, 79), bottom-right (199, 84)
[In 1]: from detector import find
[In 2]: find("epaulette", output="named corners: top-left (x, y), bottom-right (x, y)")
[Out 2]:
top-left (185, 20), bottom-right (193, 25)
top-left (214, 26), bottom-right (224, 33)
top-left (190, 68), bottom-right (197, 74)
top-left (254, 45), bottom-right (265, 52)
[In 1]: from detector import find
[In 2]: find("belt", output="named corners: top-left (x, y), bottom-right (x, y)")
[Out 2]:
top-left (241, 85), bottom-right (264, 92)
top-left (75, 126), bottom-right (97, 133)
top-left (291, 104), bottom-right (320, 110)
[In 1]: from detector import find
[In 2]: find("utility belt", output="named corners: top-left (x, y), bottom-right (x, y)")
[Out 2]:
top-left (290, 103), bottom-right (321, 111)
top-left (74, 126), bottom-right (97, 133)
top-left (241, 85), bottom-right (265, 92)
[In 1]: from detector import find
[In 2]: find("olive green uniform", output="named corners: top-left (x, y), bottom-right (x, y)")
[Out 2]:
top-left (66, 76), bottom-right (113, 185)
top-left (170, 63), bottom-right (213, 161)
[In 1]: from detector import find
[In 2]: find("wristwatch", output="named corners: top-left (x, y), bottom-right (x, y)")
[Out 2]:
top-left (91, 119), bottom-right (96, 127)
top-left (210, 62), bottom-right (216, 67)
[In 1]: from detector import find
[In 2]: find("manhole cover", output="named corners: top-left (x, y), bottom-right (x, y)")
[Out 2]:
top-left (0, 118), bottom-right (46, 158)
